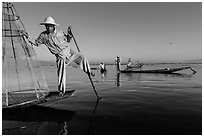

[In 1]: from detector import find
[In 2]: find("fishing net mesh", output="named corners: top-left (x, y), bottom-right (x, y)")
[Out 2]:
top-left (2, 2), bottom-right (49, 107)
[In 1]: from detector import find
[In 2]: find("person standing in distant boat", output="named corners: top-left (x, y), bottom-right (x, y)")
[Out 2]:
top-left (115, 56), bottom-right (121, 72)
top-left (26, 16), bottom-right (94, 96)
top-left (127, 58), bottom-right (134, 69)
top-left (99, 62), bottom-right (106, 73)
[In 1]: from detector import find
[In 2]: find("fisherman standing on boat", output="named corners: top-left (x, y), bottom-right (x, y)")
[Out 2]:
top-left (26, 16), bottom-right (94, 96)
top-left (99, 62), bottom-right (106, 73)
top-left (115, 56), bottom-right (121, 72)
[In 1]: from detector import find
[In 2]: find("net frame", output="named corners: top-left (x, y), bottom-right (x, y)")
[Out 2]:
top-left (2, 2), bottom-right (49, 107)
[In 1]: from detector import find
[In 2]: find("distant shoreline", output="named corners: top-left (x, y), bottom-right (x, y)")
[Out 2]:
top-left (91, 62), bottom-right (202, 65)
top-left (38, 60), bottom-right (202, 66)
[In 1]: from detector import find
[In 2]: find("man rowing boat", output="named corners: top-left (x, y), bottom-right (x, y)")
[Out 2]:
top-left (26, 16), bottom-right (94, 96)
top-left (126, 58), bottom-right (134, 69)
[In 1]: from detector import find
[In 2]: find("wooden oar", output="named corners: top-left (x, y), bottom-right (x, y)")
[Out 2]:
top-left (68, 26), bottom-right (101, 99)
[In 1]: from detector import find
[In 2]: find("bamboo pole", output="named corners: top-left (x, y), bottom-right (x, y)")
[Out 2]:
top-left (68, 26), bottom-right (101, 99)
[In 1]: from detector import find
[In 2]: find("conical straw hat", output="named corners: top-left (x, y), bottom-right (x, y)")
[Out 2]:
top-left (40, 16), bottom-right (59, 26)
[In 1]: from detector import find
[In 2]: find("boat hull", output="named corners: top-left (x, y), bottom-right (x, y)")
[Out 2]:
top-left (120, 66), bottom-right (196, 74)
top-left (2, 90), bottom-right (76, 109)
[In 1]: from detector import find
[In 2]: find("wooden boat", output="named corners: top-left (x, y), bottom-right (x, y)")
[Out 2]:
top-left (126, 63), bottom-right (144, 70)
top-left (126, 58), bottom-right (144, 70)
top-left (120, 66), bottom-right (196, 74)
top-left (2, 90), bottom-right (76, 109)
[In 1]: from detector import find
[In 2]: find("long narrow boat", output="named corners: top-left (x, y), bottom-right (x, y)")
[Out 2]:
top-left (2, 90), bottom-right (76, 109)
top-left (120, 66), bottom-right (196, 74)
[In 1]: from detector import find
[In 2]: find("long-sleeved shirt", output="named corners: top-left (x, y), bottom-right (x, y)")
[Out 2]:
top-left (35, 29), bottom-right (72, 55)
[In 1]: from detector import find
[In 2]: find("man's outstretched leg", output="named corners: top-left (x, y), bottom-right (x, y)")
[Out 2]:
top-left (65, 50), bottom-right (95, 76)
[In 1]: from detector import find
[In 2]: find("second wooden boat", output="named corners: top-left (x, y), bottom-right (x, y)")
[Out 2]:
top-left (120, 66), bottom-right (196, 74)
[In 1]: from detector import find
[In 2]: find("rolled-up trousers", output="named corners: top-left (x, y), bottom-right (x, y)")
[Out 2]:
top-left (56, 49), bottom-right (91, 93)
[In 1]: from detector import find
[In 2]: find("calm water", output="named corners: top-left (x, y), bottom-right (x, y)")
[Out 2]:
top-left (2, 64), bottom-right (202, 135)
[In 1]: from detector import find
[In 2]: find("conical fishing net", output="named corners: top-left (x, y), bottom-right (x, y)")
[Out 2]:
top-left (2, 2), bottom-right (49, 107)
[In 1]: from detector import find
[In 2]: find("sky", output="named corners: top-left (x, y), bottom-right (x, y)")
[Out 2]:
top-left (11, 2), bottom-right (202, 63)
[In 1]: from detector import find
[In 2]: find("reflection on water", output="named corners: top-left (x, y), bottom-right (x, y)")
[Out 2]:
top-left (2, 105), bottom-right (75, 135)
top-left (100, 71), bottom-right (107, 82)
top-left (2, 64), bottom-right (201, 135)
top-left (115, 71), bottom-right (195, 88)
top-left (58, 122), bottom-right (68, 135)
top-left (115, 73), bottom-right (120, 87)
top-left (88, 99), bottom-right (100, 134)
top-left (35, 121), bottom-right (69, 135)
top-left (2, 99), bottom-right (101, 135)
top-left (123, 73), bottom-right (142, 85)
